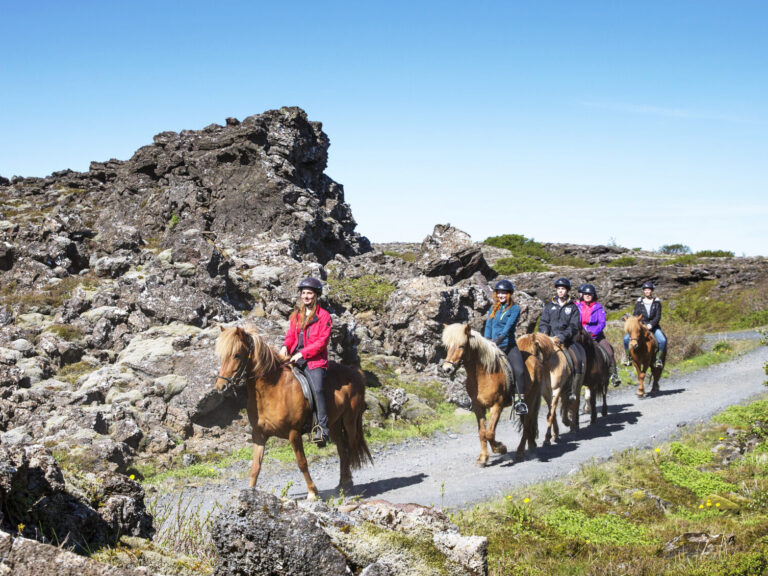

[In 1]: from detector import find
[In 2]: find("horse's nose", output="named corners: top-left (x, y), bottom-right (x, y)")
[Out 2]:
top-left (441, 363), bottom-right (455, 375)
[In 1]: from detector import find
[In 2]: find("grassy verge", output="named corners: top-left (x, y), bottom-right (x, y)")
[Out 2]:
top-left (452, 395), bottom-right (768, 575)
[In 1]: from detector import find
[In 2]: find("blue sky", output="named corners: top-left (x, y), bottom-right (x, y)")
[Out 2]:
top-left (2, 1), bottom-right (766, 255)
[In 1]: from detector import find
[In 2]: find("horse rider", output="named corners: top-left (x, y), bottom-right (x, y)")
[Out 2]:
top-left (279, 277), bottom-right (332, 447)
top-left (577, 283), bottom-right (622, 387)
top-left (623, 281), bottom-right (666, 369)
top-left (539, 277), bottom-right (585, 401)
top-left (483, 279), bottom-right (528, 415)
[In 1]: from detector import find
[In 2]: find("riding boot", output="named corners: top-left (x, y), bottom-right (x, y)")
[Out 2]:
top-left (609, 361), bottom-right (622, 387)
top-left (570, 372), bottom-right (583, 403)
top-left (307, 368), bottom-right (330, 447)
top-left (621, 352), bottom-right (632, 367)
top-left (653, 349), bottom-right (664, 369)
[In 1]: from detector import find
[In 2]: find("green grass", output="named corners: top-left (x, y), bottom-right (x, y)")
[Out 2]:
top-left (696, 250), bottom-right (735, 258)
top-left (453, 395), bottom-right (768, 575)
top-left (549, 255), bottom-right (594, 268)
top-left (667, 280), bottom-right (768, 332)
top-left (56, 360), bottom-right (98, 384)
top-left (382, 250), bottom-right (419, 263)
top-left (664, 254), bottom-right (699, 266)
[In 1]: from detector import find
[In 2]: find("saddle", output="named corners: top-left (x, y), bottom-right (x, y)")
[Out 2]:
top-left (292, 366), bottom-right (319, 435)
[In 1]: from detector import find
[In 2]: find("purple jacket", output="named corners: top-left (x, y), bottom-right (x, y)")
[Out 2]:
top-left (577, 301), bottom-right (606, 339)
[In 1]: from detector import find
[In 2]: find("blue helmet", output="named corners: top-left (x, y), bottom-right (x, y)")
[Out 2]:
top-left (298, 277), bottom-right (323, 294)
top-left (641, 281), bottom-right (655, 290)
top-left (494, 279), bottom-right (515, 293)
top-left (554, 277), bottom-right (571, 289)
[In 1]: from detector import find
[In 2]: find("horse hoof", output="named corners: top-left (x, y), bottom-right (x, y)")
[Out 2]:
top-left (514, 452), bottom-right (526, 463)
top-left (475, 459), bottom-right (488, 468)
top-left (492, 444), bottom-right (508, 455)
top-left (543, 439), bottom-right (551, 446)
top-left (306, 492), bottom-right (318, 502)
top-left (336, 480), bottom-right (354, 492)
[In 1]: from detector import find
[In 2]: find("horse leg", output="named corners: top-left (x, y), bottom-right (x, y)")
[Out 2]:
top-left (486, 403), bottom-right (508, 456)
top-left (637, 369), bottom-right (646, 397)
top-left (330, 417), bottom-right (352, 491)
top-left (590, 385), bottom-right (598, 425)
top-left (288, 429), bottom-right (319, 500)
top-left (249, 438), bottom-right (266, 488)
top-left (601, 381), bottom-right (608, 417)
top-left (650, 367), bottom-right (661, 394)
top-left (474, 408), bottom-right (490, 466)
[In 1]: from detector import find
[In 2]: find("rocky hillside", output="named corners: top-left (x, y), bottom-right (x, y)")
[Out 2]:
top-left (1, 107), bottom-right (767, 569)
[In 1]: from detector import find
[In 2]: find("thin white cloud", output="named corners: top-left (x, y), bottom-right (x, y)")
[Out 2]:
top-left (580, 101), bottom-right (756, 124)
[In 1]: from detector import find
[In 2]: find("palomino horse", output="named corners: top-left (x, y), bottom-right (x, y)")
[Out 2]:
top-left (572, 328), bottom-right (609, 423)
top-left (624, 315), bottom-right (666, 397)
top-left (517, 333), bottom-right (573, 444)
top-left (215, 326), bottom-right (372, 500)
top-left (441, 324), bottom-right (542, 465)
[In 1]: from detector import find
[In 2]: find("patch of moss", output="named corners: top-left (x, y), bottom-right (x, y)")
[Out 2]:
top-left (607, 256), bottom-right (637, 267)
top-left (669, 442), bottom-right (713, 466)
top-left (658, 460), bottom-right (737, 498)
top-left (56, 360), bottom-right (97, 384)
top-left (494, 256), bottom-right (548, 274)
top-left (44, 323), bottom-right (85, 341)
top-left (543, 507), bottom-right (653, 546)
top-left (383, 250), bottom-right (419, 263)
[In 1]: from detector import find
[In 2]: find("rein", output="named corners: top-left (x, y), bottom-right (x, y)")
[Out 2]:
top-left (444, 344), bottom-right (466, 370)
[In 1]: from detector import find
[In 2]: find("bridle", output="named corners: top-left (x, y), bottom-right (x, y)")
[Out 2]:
top-left (443, 344), bottom-right (466, 371)
top-left (216, 332), bottom-right (255, 392)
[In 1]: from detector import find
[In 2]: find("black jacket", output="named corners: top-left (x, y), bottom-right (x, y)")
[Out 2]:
top-left (539, 298), bottom-right (581, 345)
top-left (632, 297), bottom-right (662, 331)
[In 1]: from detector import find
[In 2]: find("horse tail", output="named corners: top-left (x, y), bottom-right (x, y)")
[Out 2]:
top-left (344, 367), bottom-right (373, 470)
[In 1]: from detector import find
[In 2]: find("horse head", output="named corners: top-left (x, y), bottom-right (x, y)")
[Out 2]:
top-left (214, 326), bottom-right (254, 393)
top-left (624, 314), bottom-right (645, 351)
top-left (441, 323), bottom-right (471, 376)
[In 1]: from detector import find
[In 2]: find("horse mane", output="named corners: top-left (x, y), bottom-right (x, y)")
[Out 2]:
top-left (215, 326), bottom-right (284, 379)
top-left (518, 332), bottom-right (557, 358)
top-left (442, 323), bottom-right (509, 375)
top-left (624, 314), bottom-right (646, 337)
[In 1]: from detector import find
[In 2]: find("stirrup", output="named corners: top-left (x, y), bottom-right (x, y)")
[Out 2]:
top-left (611, 376), bottom-right (622, 387)
top-left (654, 359), bottom-right (664, 369)
top-left (310, 425), bottom-right (328, 447)
top-left (514, 400), bottom-right (528, 416)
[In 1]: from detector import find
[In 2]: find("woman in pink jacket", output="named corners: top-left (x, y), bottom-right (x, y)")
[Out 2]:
top-left (279, 277), bottom-right (332, 446)
top-left (577, 284), bottom-right (622, 387)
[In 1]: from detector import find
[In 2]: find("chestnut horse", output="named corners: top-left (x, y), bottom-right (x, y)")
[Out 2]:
top-left (517, 333), bottom-right (573, 444)
top-left (572, 328), bottom-right (609, 423)
top-left (441, 323), bottom-right (542, 465)
top-left (215, 326), bottom-right (372, 500)
top-left (624, 315), bottom-right (666, 397)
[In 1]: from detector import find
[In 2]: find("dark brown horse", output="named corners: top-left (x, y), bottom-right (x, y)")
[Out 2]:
top-left (441, 323), bottom-right (543, 464)
top-left (624, 315), bottom-right (666, 397)
top-left (215, 326), bottom-right (372, 500)
top-left (573, 328), bottom-right (609, 424)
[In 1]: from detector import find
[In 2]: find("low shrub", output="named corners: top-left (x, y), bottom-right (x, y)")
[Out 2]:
top-left (494, 256), bottom-right (548, 274)
top-left (382, 250), bottom-right (419, 263)
top-left (607, 256), bottom-right (637, 267)
top-left (328, 274), bottom-right (396, 313)
top-left (484, 234), bottom-right (552, 261)
top-left (696, 250), bottom-right (735, 258)
top-left (664, 254), bottom-right (699, 266)
top-left (658, 460), bottom-right (737, 498)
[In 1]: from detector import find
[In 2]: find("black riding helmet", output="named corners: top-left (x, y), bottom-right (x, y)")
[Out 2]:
top-left (581, 283), bottom-right (597, 297)
top-left (577, 283), bottom-right (587, 293)
top-left (298, 277), bottom-right (323, 295)
top-left (494, 279), bottom-right (515, 293)
top-left (554, 277), bottom-right (571, 289)
top-left (641, 281), bottom-right (655, 290)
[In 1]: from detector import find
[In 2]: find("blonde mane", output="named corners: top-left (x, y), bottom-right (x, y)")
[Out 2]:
top-left (441, 323), bottom-right (510, 376)
top-left (624, 315), bottom-right (647, 338)
top-left (215, 326), bottom-right (284, 379)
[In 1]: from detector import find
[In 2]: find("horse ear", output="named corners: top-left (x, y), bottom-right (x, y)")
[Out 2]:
top-left (216, 324), bottom-right (223, 332)
top-left (464, 324), bottom-right (472, 335)
top-left (635, 314), bottom-right (643, 320)
top-left (442, 323), bottom-right (448, 328)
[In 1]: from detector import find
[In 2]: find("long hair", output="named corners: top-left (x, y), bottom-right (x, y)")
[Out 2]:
top-left (489, 292), bottom-right (514, 319)
top-left (290, 292), bottom-right (318, 330)
top-left (215, 326), bottom-right (283, 379)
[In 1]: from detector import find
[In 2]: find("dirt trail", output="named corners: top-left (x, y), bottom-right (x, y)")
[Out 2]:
top-left (163, 343), bottom-right (768, 514)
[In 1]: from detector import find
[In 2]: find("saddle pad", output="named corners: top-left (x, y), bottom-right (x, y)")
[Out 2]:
top-left (292, 367), bottom-right (314, 413)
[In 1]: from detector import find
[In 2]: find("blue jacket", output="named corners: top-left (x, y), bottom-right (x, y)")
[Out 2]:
top-left (484, 303), bottom-right (520, 350)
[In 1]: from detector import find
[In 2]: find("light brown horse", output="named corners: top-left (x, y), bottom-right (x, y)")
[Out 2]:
top-left (624, 315), bottom-right (666, 397)
top-left (215, 326), bottom-right (372, 500)
top-left (517, 333), bottom-right (574, 444)
top-left (441, 323), bottom-right (542, 465)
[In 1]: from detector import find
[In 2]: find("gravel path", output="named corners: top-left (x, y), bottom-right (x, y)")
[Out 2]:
top-left (161, 343), bottom-right (768, 514)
